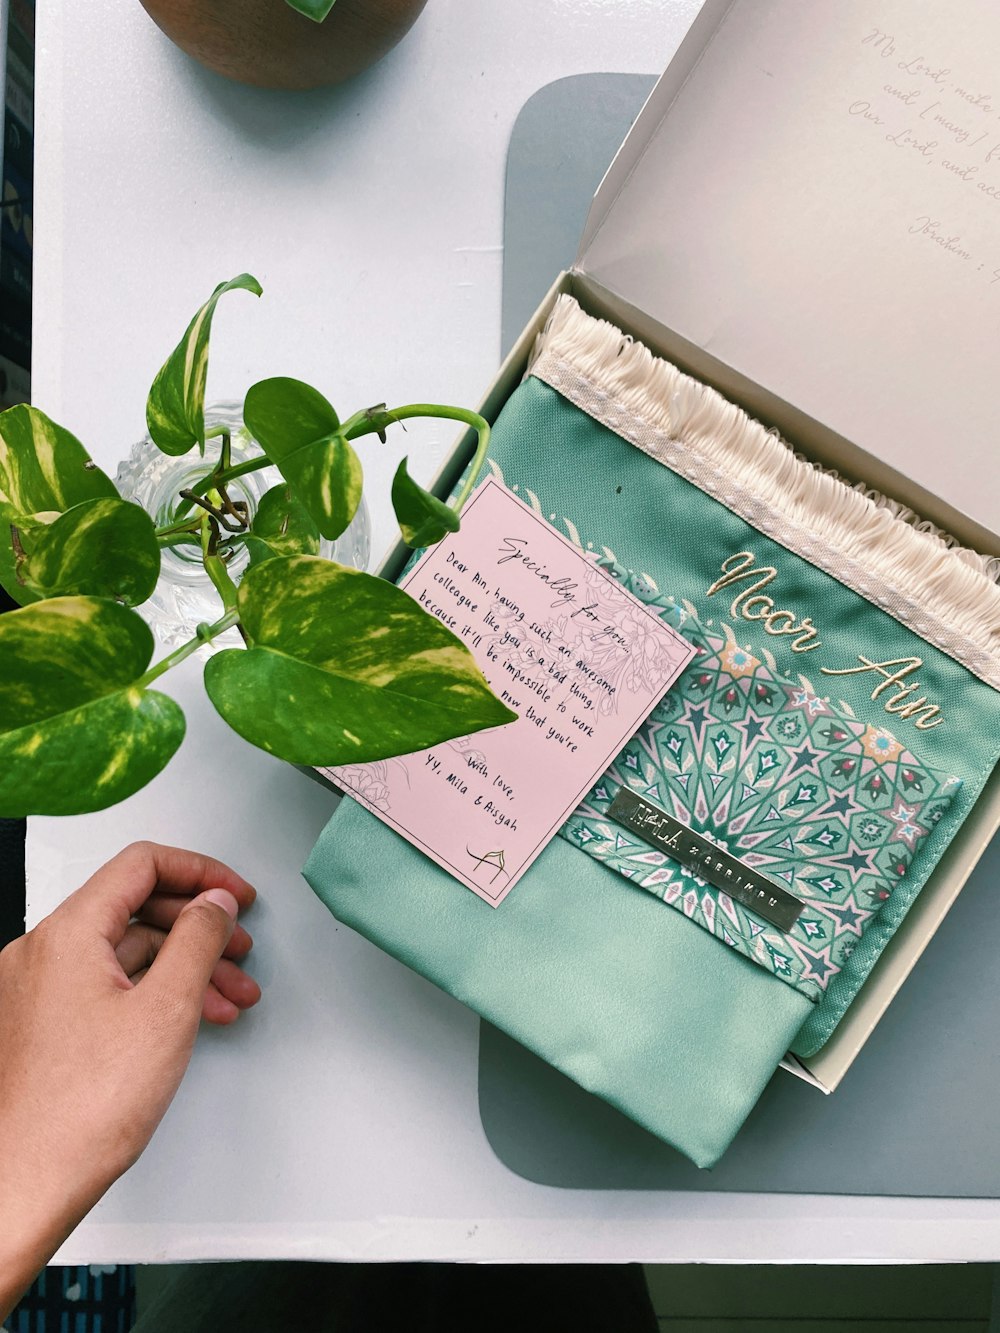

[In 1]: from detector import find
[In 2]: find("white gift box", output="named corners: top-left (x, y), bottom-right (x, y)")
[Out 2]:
top-left (363, 0), bottom-right (1000, 1095)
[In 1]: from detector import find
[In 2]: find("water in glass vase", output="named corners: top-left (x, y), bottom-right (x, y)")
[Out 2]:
top-left (116, 402), bottom-right (371, 651)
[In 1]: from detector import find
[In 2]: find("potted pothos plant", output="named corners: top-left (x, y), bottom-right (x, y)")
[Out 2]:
top-left (0, 272), bottom-right (515, 818)
top-left (138, 0), bottom-right (428, 89)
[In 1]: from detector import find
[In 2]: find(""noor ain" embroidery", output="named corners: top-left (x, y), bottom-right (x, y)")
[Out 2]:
top-left (706, 552), bottom-right (821, 652)
top-left (704, 553), bottom-right (946, 731)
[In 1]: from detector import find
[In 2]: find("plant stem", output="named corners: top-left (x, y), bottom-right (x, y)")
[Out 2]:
top-left (210, 456), bottom-right (269, 486)
top-left (179, 488), bottom-right (247, 532)
top-left (157, 532), bottom-right (203, 552)
top-left (204, 553), bottom-right (240, 614)
top-left (199, 513), bottom-right (240, 615)
top-left (217, 427), bottom-right (232, 474)
top-left (344, 403), bottom-right (491, 517)
top-left (171, 455), bottom-right (270, 523)
top-left (155, 516), bottom-right (202, 539)
top-left (135, 610), bottom-right (240, 688)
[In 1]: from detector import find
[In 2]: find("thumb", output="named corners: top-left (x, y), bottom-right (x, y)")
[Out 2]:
top-left (143, 888), bottom-right (238, 1018)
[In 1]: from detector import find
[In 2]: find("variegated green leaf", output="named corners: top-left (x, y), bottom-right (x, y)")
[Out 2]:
top-left (244, 483), bottom-right (321, 567)
top-left (0, 404), bottom-right (118, 513)
top-left (146, 273), bottom-right (263, 457)
top-left (243, 377), bottom-right (362, 540)
top-left (0, 597), bottom-right (185, 816)
top-left (0, 596), bottom-right (150, 726)
top-left (18, 498), bottom-right (160, 605)
top-left (0, 405), bottom-right (123, 605)
top-left (285, 0), bottom-right (337, 19)
top-left (391, 456), bottom-right (460, 548)
top-left (203, 554), bottom-right (516, 765)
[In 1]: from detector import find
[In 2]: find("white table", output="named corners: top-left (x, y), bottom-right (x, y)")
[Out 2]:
top-left (29, 0), bottom-right (1000, 1265)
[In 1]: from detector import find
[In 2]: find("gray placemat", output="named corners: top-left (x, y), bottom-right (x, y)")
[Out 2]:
top-left (478, 71), bottom-right (1000, 1197)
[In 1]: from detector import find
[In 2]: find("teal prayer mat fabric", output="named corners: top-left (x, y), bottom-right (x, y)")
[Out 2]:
top-left (305, 797), bottom-right (812, 1168)
top-left (515, 298), bottom-right (1000, 1059)
top-left (562, 597), bottom-right (961, 1004)
top-left (305, 297), bottom-right (1000, 1163)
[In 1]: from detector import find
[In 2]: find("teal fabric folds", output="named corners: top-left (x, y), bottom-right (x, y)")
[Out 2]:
top-left (305, 798), bottom-right (812, 1169)
top-left (304, 297), bottom-right (1000, 1163)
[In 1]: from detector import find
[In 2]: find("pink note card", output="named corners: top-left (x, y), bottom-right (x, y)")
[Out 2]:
top-left (321, 479), bottom-right (695, 906)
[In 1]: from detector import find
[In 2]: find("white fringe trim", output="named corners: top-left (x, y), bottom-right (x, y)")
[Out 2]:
top-left (528, 295), bottom-right (1000, 691)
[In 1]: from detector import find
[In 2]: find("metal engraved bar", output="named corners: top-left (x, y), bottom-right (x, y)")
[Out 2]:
top-left (607, 788), bottom-right (803, 933)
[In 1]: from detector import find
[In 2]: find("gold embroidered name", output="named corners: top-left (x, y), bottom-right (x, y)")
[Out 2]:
top-left (706, 552), bottom-right (821, 653)
top-left (819, 657), bottom-right (944, 730)
top-left (704, 554), bottom-right (947, 732)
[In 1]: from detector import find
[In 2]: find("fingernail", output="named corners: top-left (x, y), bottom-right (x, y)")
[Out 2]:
top-left (204, 888), bottom-right (239, 920)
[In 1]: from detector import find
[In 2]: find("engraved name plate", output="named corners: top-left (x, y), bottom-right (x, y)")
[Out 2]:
top-left (607, 788), bottom-right (804, 933)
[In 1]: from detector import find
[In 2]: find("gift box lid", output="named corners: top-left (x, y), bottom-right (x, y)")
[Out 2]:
top-left (575, 0), bottom-right (1000, 545)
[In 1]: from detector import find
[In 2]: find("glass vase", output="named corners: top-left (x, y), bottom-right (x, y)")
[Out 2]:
top-left (116, 401), bottom-right (371, 652)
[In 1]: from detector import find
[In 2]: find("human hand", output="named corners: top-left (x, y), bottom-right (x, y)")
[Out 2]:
top-left (0, 841), bottom-right (260, 1317)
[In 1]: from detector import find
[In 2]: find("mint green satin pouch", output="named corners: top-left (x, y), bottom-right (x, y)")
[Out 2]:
top-left (304, 299), bottom-right (1000, 1165)
top-left (305, 799), bottom-right (811, 1168)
